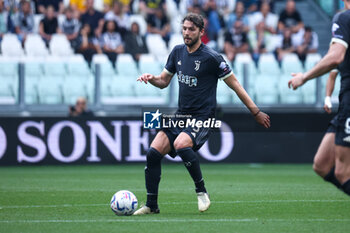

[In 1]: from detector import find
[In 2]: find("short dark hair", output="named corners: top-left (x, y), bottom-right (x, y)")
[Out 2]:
top-left (305, 26), bottom-right (312, 32)
top-left (182, 13), bottom-right (204, 31)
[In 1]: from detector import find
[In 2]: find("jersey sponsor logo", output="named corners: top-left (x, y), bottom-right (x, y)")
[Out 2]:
top-left (178, 60), bottom-right (181, 65)
top-left (194, 60), bottom-right (201, 71)
top-left (143, 109), bottom-right (162, 129)
top-left (178, 71), bottom-right (197, 87)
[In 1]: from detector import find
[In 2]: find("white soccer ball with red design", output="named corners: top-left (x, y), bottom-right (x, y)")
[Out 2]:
top-left (110, 190), bottom-right (138, 216)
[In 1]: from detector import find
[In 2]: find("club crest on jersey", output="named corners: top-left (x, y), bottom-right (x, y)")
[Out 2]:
top-left (194, 60), bottom-right (201, 71)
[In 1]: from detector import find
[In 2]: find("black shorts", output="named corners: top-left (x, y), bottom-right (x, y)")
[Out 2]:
top-left (329, 92), bottom-right (350, 147)
top-left (162, 112), bottom-right (214, 158)
top-left (326, 115), bottom-right (338, 133)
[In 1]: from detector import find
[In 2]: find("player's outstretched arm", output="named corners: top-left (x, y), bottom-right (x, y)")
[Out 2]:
top-left (137, 70), bottom-right (173, 89)
top-left (324, 70), bottom-right (338, 114)
top-left (288, 43), bottom-right (346, 90)
top-left (224, 74), bottom-right (271, 128)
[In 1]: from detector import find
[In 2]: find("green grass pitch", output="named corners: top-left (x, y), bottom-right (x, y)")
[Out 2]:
top-left (0, 164), bottom-right (349, 233)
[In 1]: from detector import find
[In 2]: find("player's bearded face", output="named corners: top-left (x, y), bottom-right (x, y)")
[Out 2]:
top-left (182, 21), bottom-right (202, 47)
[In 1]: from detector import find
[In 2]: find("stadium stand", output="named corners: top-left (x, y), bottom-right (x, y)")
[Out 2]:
top-left (0, 0), bottom-right (341, 115)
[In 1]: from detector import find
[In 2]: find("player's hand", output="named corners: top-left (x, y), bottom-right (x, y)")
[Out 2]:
top-left (288, 73), bottom-right (305, 90)
top-left (255, 111), bottom-right (270, 129)
top-left (323, 96), bottom-right (332, 114)
top-left (137, 73), bottom-right (154, 84)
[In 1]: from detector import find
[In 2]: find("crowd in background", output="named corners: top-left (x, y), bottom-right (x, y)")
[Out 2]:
top-left (0, 0), bottom-right (319, 68)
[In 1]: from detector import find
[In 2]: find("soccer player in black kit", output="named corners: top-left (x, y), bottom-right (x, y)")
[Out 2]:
top-left (289, 0), bottom-right (350, 196)
top-left (134, 13), bottom-right (271, 215)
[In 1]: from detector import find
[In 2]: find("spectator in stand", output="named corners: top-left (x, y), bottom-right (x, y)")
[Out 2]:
top-left (39, 5), bottom-right (60, 46)
top-left (0, 0), bottom-right (8, 42)
top-left (226, 1), bottom-right (249, 32)
top-left (257, 0), bottom-right (275, 13)
top-left (146, 6), bottom-right (171, 46)
top-left (202, 0), bottom-right (221, 42)
top-left (103, 0), bottom-right (113, 12)
top-left (201, 16), bottom-right (217, 50)
top-left (13, 0), bottom-right (34, 42)
top-left (186, 0), bottom-right (205, 13)
top-left (139, 0), bottom-right (165, 17)
top-left (293, 26), bottom-right (318, 65)
top-left (238, 0), bottom-right (258, 14)
top-left (81, 0), bottom-right (105, 38)
top-left (104, 1), bottom-right (130, 30)
top-left (100, 20), bottom-right (124, 68)
top-left (60, 6), bottom-right (81, 50)
top-left (37, 0), bottom-right (64, 14)
top-left (70, 0), bottom-right (87, 16)
top-left (119, 0), bottom-right (133, 14)
top-left (250, 2), bottom-right (278, 34)
top-left (69, 97), bottom-right (94, 117)
top-left (248, 21), bottom-right (269, 66)
top-left (224, 20), bottom-right (249, 65)
top-left (76, 23), bottom-right (101, 66)
top-left (125, 21), bottom-right (148, 67)
top-left (278, 0), bottom-right (303, 34)
top-left (214, 0), bottom-right (234, 19)
top-left (275, 27), bottom-right (294, 65)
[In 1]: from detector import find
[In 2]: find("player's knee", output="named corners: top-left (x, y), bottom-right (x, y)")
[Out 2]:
top-left (174, 140), bottom-right (192, 151)
top-left (312, 162), bottom-right (329, 177)
top-left (334, 168), bottom-right (347, 184)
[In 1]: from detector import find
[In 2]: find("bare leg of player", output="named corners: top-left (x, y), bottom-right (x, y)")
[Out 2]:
top-left (335, 146), bottom-right (350, 195)
top-left (174, 132), bottom-right (211, 212)
top-left (313, 133), bottom-right (336, 176)
top-left (133, 131), bottom-right (170, 215)
top-left (313, 133), bottom-right (342, 189)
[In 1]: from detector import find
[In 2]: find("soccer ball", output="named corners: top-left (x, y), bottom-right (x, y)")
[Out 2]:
top-left (110, 190), bottom-right (138, 216)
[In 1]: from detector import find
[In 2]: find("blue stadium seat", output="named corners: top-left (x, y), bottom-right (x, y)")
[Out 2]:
top-left (116, 54), bottom-right (139, 77)
top-left (217, 79), bottom-right (233, 104)
top-left (110, 75), bottom-right (135, 97)
top-left (305, 53), bottom-right (322, 71)
top-left (281, 54), bottom-right (304, 74)
top-left (37, 76), bottom-right (64, 104)
top-left (255, 74), bottom-right (279, 105)
top-left (63, 75), bottom-right (91, 104)
top-left (234, 53), bottom-right (256, 94)
top-left (301, 79), bottom-right (317, 104)
top-left (279, 75), bottom-right (303, 104)
top-left (0, 57), bottom-right (18, 104)
top-left (67, 55), bottom-right (91, 76)
top-left (43, 57), bottom-right (67, 77)
top-left (1, 34), bottom-right (24, 57)
top-left (25, 77), bottom-right (40, 104)
top-left (139, 54), bottom-right (162, 75)
top-left (92, 54), bottom-right (116, 77)
top-left (0, 78), bottom-right (17, 104)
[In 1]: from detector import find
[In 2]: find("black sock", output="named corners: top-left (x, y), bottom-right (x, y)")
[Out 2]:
top-left (177, 147), bottom-right (207, 193)
top-left (324, 167), bottom-right (342, 189)
top-left (342, 179), bottom-right (350, 195)
top-left (145, 147), bottom-right (163, 209)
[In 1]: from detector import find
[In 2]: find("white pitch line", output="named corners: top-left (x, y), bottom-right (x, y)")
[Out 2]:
top-left (0, 199), bottom-right (349, 209)
top-left (1, 218), bottom-right (350, 224)
top-left (162, 199), bottom-right (350, 205)
top-left (0, 203), bottom-right (108, 209)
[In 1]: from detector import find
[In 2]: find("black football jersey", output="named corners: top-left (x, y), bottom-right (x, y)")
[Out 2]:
top-left (165, 43), bottom-right (232, 114)
top-left (332, 10), bottom-right (350, 95)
